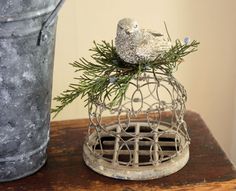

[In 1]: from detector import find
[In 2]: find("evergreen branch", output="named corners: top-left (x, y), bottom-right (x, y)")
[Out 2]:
top-left (52, 39), bottom-right (199, 117)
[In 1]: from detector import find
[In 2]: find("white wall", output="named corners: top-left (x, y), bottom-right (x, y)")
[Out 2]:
top-left (52, 0), bottom-right (236, 165)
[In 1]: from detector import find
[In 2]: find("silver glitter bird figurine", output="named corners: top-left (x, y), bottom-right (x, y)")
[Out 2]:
top-left (115, 18), bottom-right (171, 64)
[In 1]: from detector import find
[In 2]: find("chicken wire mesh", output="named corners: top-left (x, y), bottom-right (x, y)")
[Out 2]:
top-left (83, 71), bottom-right (190, 180)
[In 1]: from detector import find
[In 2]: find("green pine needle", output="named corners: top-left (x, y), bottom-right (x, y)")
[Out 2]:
top-left (52, 40), bottom-right (199, 118)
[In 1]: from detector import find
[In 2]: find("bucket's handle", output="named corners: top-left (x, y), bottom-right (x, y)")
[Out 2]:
top-left (37, 0), bottom-right (65, 46)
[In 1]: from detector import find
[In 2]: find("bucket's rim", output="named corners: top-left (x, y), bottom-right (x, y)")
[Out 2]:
top-left (0, 1), bottom-right (61, 23)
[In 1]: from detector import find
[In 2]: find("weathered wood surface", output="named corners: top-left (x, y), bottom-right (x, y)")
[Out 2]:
top-left (0, 111), bottom-right (236, 191)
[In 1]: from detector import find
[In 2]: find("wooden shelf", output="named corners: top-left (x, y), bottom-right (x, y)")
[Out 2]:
top-left (1, 111), bottom-right (236, 190)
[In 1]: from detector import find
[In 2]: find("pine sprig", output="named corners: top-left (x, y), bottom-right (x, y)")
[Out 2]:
top-left (52, 40), bottom-right (199, 117)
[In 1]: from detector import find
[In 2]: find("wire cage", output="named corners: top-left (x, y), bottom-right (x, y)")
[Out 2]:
top-left (83, 71), bottom-right (190, 180)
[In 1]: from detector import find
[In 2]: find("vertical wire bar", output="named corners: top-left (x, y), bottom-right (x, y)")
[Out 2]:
top-left (112, 125), bottom-right (121, 165)
top-left (153, 124), bottom-right (159, 165)
top-left (133, 123), bottom-right (140, 167)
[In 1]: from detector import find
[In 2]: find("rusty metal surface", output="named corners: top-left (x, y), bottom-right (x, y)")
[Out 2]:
top-left (0, 0), bottom-right (63, 182)
top-left (84, 73), bottom-right (190, 180)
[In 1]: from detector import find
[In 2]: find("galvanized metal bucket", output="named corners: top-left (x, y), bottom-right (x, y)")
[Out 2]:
top-left (0, 0), bottom-right (64, 182)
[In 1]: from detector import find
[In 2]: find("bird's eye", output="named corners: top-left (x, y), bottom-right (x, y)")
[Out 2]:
top-left (134, 24), bottom-right (138, 28)
top-left (119, 25), bottom-right (124, 30)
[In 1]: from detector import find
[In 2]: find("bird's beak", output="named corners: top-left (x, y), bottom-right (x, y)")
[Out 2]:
top-left (125, 29), bottom-right (132, 35)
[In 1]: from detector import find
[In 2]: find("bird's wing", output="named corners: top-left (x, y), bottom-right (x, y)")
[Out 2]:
top-left (145, 29), bottom-right (163, 37)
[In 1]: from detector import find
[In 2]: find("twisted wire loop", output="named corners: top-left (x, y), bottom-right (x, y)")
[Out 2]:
top-left (84, 71), bottom-right (190, 178)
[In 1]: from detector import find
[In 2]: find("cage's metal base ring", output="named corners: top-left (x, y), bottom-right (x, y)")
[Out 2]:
top-left (83, 141), bottom-right (189, 180)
